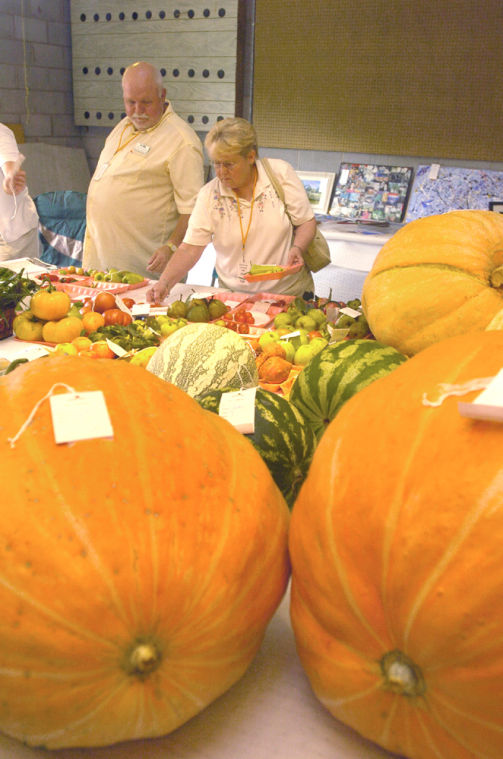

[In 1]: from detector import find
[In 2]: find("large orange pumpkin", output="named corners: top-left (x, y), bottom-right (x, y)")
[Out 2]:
top-left (0, 356), bottom-right (290, 749)
top-left (289, 331), bottom-right (503, 759)
top-left (362, 210), bottom-right (503, 355)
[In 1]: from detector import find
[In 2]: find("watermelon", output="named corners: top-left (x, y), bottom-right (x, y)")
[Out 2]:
top-left (147, 323), bottom-right (258, 400)
top-left (289, 339), bottom-right (408, 441)
top-left (198, 387), bottom-right (317, 508)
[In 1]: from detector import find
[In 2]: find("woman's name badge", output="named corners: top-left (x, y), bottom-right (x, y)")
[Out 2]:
top-left (134, 143), bottom-right (150, 155)
top-left (93, 162), bottom-right (110, 180)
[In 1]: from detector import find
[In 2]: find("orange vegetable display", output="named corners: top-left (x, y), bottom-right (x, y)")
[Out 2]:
top-left (0, 356), bottom-right (290, 749)
top-left (362, 209), bottom-right (503, 355)
top-left (289, 331), bottom-right (503, 759)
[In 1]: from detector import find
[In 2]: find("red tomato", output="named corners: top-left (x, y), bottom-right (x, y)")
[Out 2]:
top-left (234, 310), bottom-right (247, 323)
top-left (243, 311), bottom-right (255, 324)
top-left (120, 297), bottom-right (135, 310)
top-left (93, 292), bottom-right (117, 313)
top-left (223, 312), bottom-right (234, 322)
top-left (103, 308), bottom-right (133, 326)
top-left (237, 323), bottom-right (250, 334)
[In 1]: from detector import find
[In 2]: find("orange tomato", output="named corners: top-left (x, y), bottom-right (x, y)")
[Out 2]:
top-left (30, 289), bottom-right (71, 321)
top-left (93, 292), bottom-right (117, 313)
top-left (71, 335), bottom-right (93, 353)
top-left (81, 311), bottom-right (105, 334)
top-left (89, 341), bottom-right (115, 359)
top-left (120, 297), bottom-right (135, 310)
top-left (103, 308), bottom-right (133, 326)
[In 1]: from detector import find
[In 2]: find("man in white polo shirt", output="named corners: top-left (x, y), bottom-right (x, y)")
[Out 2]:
top-left (83, 61), bottom-right (205, 280)
top-left (0, 123), bottom-right (39, 261)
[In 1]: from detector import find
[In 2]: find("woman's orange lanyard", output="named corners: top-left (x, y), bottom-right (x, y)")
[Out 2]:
top-left (235, 167), bottom-right (258, 251)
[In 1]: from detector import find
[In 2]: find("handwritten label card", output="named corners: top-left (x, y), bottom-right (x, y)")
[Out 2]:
top-left (49, 391), bottom-right (114, 444)
top-left (458, 369), bottom-right (503, 422)
top-left (218, 387), bottom-right (257, 434)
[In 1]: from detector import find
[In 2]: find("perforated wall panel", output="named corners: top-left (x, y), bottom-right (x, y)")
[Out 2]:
top-left (71, 1), bottom-right (238, 129)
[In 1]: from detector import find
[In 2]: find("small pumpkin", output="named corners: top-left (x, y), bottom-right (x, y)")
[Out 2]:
top-left (362, 209), bottom-right (503, 355)
top-left (289, 330), bottom-right (503, 759)
top-left (0, 356), bottom-right (289, 748)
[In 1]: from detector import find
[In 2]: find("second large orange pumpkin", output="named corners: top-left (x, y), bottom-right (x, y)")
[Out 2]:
top-left (289, 330), bottom-right (503, 759)
top-left (362, 209), bottom-right (503, 355)
top-left (0, 356), bottom-right (290, 749)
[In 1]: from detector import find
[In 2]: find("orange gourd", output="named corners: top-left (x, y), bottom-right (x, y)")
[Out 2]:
top-left (289, 330), bottom-right (503, 759)
top-left (362, 209), bottom-right (503, 355)
top-left (0, 356), bottom-right (290, 749)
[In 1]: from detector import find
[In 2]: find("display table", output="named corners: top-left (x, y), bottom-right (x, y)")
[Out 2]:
top-left (0, 275), bottom-right (402, 759)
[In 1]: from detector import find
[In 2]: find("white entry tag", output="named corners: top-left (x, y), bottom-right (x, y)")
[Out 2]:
top-left (339, 306), bottom-right (361, 318)
top-left (106, 338), bottom-right (128, 357)
top-left (134, 143), bottom-right (150, 155)
top-left (458, 369), bottom-right (503, 422)
top-left (218, 387), bottom-right (257, 434)
top-left (93, 162), bottom-right (110, 180)
top-left (132, 303), bottom-right (150, 316)
top-left (49, 391), bottom-right (114, 444)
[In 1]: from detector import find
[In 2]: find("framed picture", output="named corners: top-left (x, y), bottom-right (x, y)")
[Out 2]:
top-left (489, 201), bottom-right (503, 213)
top-left (330, 163), bottom-right (414, 222)
top-left (296, 171), bottom-right (336, 214)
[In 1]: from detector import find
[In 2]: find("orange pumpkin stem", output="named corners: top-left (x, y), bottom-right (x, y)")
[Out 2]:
top-left (380, 650), bottom-right (425, 698)
top-left (490, 264), bottom-right (503, 288)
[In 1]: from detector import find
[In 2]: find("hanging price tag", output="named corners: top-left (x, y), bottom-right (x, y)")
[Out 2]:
top-left (218, 387), bottom-right (257, 434)
top-left (49, 391), bottom-right (114, 444)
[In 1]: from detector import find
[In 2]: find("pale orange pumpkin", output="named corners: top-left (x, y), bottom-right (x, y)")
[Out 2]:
top-left (362, 209), bottom-right (503, 355)
top-left (0, 356), bottom-right (290, 749)
top-left (289, 330), bottom-right (503, 759)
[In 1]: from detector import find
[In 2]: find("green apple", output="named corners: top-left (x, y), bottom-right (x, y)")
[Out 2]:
top-left (287, 329), bottom-right (310, 351)
top-left (294, 343), bottom-right (317, 366)
top-left (274, 312), bottom-right (295, 329)
top-left (308, 308), bottom-right (327, 327)
top-left (160, 321), bottom-right (181, 338)
top-left (295, 314), bottom-right (318, 331)
top-left (258, 330), bottom-right (281, 351)
top-left (280, 339), bottom-right (296, 362)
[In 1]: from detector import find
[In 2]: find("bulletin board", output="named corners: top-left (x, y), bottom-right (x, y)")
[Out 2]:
top-left (70, 1), bottom-right (239, 131)
top-left (253, 0), bottom-right (503, 161)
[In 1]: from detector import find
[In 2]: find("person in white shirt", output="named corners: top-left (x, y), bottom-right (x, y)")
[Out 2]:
top-left (147, 117), bottom-right (317, 301)
top-left (0, 123), bottom-right (40, 261)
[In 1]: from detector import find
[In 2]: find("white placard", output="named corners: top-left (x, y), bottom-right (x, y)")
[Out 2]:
top-left (49, 391), bottom-right (114, 444)
top-left (132, 303), bottom-right (150, 316)
top-left (106, 339), bottom-right (128, 357)
top-left (218, 387), bottom-right (257, 434)
top-left (339, 306), bottom-right (361, 318)
top-left (458, 369), bottom-right (503, 422)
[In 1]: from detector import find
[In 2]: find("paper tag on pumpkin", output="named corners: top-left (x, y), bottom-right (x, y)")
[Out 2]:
top-left (218, 387), bottom-right (257, 434)
top-left (49, 391), bottom-right (114, 444)
top-left (458, 369), bottom-right (503, 422)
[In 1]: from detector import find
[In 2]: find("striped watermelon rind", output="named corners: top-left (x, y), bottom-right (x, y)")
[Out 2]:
top-left (289, 339), bottom-right (408, 440)
top-left (146, 323), bottom-right (258, 399)
top-left (198, 387), bottom-right (317, 508)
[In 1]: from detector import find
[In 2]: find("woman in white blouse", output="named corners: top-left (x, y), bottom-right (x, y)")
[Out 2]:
top-left (147, 117), bottom-right (316, 301)
top-left (0, 123), bottom-right (39, 261)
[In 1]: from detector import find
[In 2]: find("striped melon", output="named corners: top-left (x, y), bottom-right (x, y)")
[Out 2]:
top-left (147, 323), bottom-right (258, 400)
top-left (198, 387), bottom-right (317, 508)
top-left (289, 339), bottom-right (408, 440)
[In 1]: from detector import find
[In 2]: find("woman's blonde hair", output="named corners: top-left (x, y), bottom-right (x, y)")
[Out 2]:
top-left (204, 117), bottom-right (259, 158)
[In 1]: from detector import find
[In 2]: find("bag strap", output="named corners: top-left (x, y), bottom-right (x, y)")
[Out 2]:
top-left (261, 157), bottom-right (294, 226)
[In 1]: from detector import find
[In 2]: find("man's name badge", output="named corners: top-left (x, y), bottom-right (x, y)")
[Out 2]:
top-left (134, 143), bottom-right (151, 155)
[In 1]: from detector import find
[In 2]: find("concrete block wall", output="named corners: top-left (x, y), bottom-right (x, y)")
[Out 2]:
top-left (0, 0), bottom-right (84, 150)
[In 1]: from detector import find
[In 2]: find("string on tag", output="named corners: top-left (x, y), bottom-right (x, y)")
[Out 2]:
top-left (236, 364), bottom-right (255, 392)
top-left (8, 382), bottom-right (78, 448)
top-left (422, 377), bottom-right (495, 408)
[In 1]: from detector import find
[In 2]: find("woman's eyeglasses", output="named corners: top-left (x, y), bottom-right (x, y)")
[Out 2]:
top-left (212, 161), bottom-right (238, 170)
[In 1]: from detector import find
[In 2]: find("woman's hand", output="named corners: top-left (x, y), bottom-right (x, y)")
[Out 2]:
top-left (146, 279), bottom-right (170, 304)
top-left (3, 168), bottom-right (26, 196)
top-left (147, 245), bottom-right (173, 274)
top-left (287, 245), bottom-right (305, 267)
